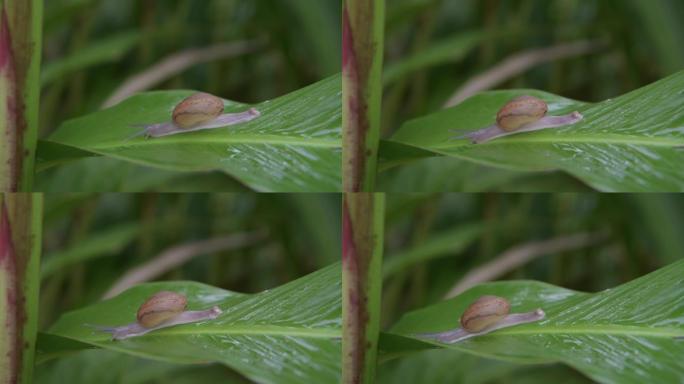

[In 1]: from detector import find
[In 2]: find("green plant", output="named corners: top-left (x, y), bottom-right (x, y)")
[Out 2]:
top-left (376, 0), bottom-right (684, 192)
top-left (34, 194), bottom-right (342, 383)
top-left (342, 0), bottom-right (385, 192)
top-left (35, 0), bottom-right (342, 192)
top-left (0, 1), bottom-right (43, 191)
top-left (374, 194), bottom-right (684, 384)
top-left (342, 193), bottom-right (385, 383)
top-left (0, 193), bottom-right (43, 384)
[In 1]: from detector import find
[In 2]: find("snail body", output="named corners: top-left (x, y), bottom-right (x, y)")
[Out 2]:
top-left (453, 95), bottom-right (583, 144)
top-left (417, 295), bottom-right (544, 344)
top-left (131, 92), bottom-right (261, 139)
top-left (87, 291), bottom-right (222, 340)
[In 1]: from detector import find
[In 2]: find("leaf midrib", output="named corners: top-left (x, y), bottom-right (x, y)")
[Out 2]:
top-left (77, 325), bottom-right (342, 343)
top-left (411, 324), bottom-right (684, 340)
top-left (428, 134), bottom-right (684, 150)
top-left (77, 135), bottom-right (341, 150)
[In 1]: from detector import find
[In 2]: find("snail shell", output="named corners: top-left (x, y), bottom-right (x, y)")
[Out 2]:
top-left (136, 291), bottom-right (187, 328)
top-left (460, 295), bottom-right (511, 333)
top-left (496, 95), bottom-right (548, 132)
top-left (172, 93), bottom-right (224, 129)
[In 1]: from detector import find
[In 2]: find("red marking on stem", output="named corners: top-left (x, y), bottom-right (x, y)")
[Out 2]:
top-left (0, 9), bottom-right (21, 191)
top-left (342, 7), bottom-right (368, 192)
top-left (342, 198), bottom-right (356, 265)
top-left (342, 197), bottom-right (372, 384)
top-left (0, 13), bottom-right (11, 68)
top-left (0, 202), bottom-right (19, 381)
top-left (342, 7), bottom-right (356, 72)
top-left (342, 199), bottom-right (361, 383)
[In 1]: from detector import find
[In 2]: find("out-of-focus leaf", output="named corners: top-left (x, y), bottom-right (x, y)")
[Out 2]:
top-left (284, 0), bottom-right (341, 76)
top-left (378, 348), bottom-right (592, 384)
top-left (41, 32), bottom-right (140, 87)
top-left (35, 156), bottom-right (247, 192)
top-left (383, 224), bottom-right (484, 278)
top-left (386, 259), bottom-right (684, 384)
top-left (35, 348), bottom-right (248, 384)
top-left (626, 0), bottom-right (684, 74)
top-left (35, 333), bottom-right (96, 364)
top-left (41, 223), bottom-right (139, 278)
top-left (378, 155), bottom-right (590, 192)
top-left (389, 70), bottom-right (684, 192)
top-left (629, 194), bottom-right (684, 264)
top-left (45, 75), bottom-right (342, 192)
top-left (383, 32), bottom-right (483, 85)
top-left (44, 264), bottom-right (341, 384)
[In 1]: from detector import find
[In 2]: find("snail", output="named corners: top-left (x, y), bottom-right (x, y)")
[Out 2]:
top-left (87, 291), bottom-right (222, 340)
top-left (131, 92), bottom-right (261, 138)
top-left (453, 95), bottom-right (583, 144)
top-left (416, 295), bottom-right (544, 344)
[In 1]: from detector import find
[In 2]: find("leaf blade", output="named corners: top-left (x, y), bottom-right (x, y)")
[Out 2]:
top-left (43, 264), bottom-right (342, 384)
top-left (386, 260), bottom-right (684, 384)
top-left (389, 71), bottom-right (684, 191)
top-left (46, 75), bottom-right (342, 192)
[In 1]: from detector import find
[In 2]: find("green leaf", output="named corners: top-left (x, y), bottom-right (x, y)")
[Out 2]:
top-left (383, 224), bottom-right (484, 279)
top-left (41, 223), bottom-right (140, 278)
top-left (45, 75), bottom-right (342, 192)
top-left (388, 70), bottom-right (684, 192)
top-left (35, 349), bottom-right (246, 384)
top-left (378, 349), bottom-right (592, 384)
top-left (35, 156), bottom-right (247, 192)
top-left (41, 32), bottom-right (140, 87)
top-left (386, 259), bottom-right (684, 384)
top-left (378, 155), bottom-right (591, 192)
top-left (383, 32), bottom-right (483, 86)
top-left (43, 263), bottom-right (342, 384)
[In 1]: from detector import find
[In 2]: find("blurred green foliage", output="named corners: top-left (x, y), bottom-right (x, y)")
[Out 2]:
top-left (382, 193), bottom-right (684, 325)
top-left (383, 0), bottom-right (684, 133)
top-left (41, 0), bottom-right (341, 137)
top-left (379, 193), bottom-right (684, 382)
top-left (379, 0), bottom-right (684, 191)
top-left (40, 193), bottom-right (340, 329)
top-left (39, 0), bottom-right (342, 191)
top-left (36, 349), bottom-right (249, 384)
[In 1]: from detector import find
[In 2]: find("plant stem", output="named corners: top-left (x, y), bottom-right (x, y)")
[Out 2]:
top-left (0, 193), bottom-right (43, 384)
top-left (342, 193), bottom-right (385, 383)
top-left (342, 0), bottom-right (385, 192)
top-left (0, 1), bottom-right (42, 191)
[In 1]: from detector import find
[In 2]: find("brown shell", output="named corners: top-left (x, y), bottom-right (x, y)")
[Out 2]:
top-left (460, 295), bottom-right (510, 333)
top-left (136, 291), bottom-right (187, 328)
top-left (496, 95), bottom-right (547, 132)
top-left (172, 93), bottom-right (224, 129)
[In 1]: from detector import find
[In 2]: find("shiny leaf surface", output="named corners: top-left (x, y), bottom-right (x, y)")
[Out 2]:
top-left (387, 260), bottom-right (684, 384)
top-left (389, 70), bottom-right (684, 191)
top-left (46, 76), bottom-right (341, 192)
top-left (44, 264), bottom-right (341, 384)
